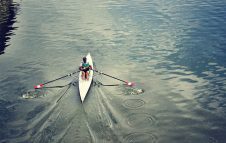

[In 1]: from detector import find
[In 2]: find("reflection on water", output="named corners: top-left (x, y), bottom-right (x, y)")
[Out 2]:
top-left (0, 0), bottom-right (19, 55)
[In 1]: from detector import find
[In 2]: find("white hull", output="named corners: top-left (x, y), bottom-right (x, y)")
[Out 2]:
top-left (79, 53), bottom-right (93, 102)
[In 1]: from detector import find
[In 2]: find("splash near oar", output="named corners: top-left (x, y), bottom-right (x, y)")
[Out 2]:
top-left (123, 86), bottom-right (145, 95)
top-left (22, 89), bottom-right (46, 99)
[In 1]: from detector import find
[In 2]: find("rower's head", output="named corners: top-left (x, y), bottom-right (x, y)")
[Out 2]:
top-left (83, 57), bottom-right (87, 63)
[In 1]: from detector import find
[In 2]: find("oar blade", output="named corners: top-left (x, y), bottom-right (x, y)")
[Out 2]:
top-left (34, 84), bottom-right (44, 89)
top-left (126, 82), bottom-right (136, 87)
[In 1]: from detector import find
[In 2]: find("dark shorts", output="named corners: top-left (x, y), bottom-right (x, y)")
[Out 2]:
top-left (81, 68), bottom-right (89, 73)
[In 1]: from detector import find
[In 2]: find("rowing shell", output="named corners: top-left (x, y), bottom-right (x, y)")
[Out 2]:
top-left (79, 53), bottom-right (93, 102)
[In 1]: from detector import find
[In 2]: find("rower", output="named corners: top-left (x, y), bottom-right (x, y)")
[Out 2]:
top-left (79, 57), bottom-right (92, 80)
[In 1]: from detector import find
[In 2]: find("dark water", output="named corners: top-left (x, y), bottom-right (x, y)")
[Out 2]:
top-left (1, 0), bottom-right (226, 142)
top-left (0, 0), bottom-right (19, 54)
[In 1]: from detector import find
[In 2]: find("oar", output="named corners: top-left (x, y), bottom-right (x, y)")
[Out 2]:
top-left (93, 81), bottom-right (120, 87)
top-left (34, 70), bottom-right (80, 89)
top-left (94, 70), bottom-right (135, 86)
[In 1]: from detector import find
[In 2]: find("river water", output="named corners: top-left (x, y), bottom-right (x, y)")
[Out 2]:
top-left (1, 0), bottom-right (226, 142)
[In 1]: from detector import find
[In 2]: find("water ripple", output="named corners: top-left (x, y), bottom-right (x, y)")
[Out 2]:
top-left (123, 132), bottom-right (158, 143)
top-left (123, 99), bottom-right (145, 109)
top-left (126, 113), bottom-right (157, 129)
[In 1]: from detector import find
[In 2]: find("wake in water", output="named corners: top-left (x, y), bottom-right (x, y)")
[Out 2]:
top-left (82, 84), bottom-right (157, 143)
top-left (24, 84), bottom-right (123, 143)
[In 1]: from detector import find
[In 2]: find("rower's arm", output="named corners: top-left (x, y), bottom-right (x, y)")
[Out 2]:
top-left (79, 62), bottom-right (83, 70)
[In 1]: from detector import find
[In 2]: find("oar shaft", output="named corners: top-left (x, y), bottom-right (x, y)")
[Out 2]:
top-left (43, 75), bottom-right (68, 85)
top-left (43, 71), bottom-right (79, 85)
top-left (102, 73), bottom-right (126, 83)
top-left (94, 70), bottom-right (127, 83)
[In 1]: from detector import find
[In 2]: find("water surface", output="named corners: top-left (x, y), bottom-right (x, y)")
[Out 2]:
top-left (1, 0), bottom-right (226, 142)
